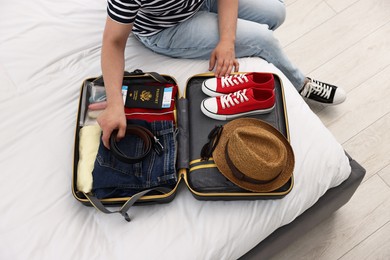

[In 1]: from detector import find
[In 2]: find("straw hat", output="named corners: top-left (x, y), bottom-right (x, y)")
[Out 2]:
top-left (212, 118), bottom-right (294, 192)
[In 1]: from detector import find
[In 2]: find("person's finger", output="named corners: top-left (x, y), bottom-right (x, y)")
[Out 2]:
top-left (216, 58), bottom-right (230, 77)
top-left (234, 59), bottom-right (240, 72)
top-left (225, 60), bottom-right (234, 77)
top-left (117, 123), bottom-right (126, 140)
top-left (219, 59), bottom-right (233, 77)
top-left (209, 54), bottom-right (216, 72)
top-left (215, 61), bottom-right (222, 77)
top-left (101, 129), bottom-right (112, 149)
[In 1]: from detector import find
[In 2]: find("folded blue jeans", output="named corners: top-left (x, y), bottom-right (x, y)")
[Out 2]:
top-left (92, 120), bottom-right (177, 199)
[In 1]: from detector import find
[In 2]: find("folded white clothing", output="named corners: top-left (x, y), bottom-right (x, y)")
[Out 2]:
top-left (77, 125), bottom-right (102, 193)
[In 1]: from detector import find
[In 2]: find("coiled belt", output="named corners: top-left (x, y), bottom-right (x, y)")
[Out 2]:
top-left (110, 125), bottom-right (164, 164)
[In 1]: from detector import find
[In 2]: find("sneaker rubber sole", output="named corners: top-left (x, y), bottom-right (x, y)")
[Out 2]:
top-left (200, 100), bottom-right (275, 121)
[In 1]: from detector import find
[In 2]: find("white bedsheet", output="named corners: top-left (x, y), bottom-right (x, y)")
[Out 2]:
top-left (0, 0), bottom-right (351, 259)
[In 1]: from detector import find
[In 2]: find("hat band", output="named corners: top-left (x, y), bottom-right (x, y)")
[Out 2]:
top-left (225, 142), bottom-right (280, 185)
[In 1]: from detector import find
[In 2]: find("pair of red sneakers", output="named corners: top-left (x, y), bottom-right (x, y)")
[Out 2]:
top-left (200, 73), bottom-right (276, 120)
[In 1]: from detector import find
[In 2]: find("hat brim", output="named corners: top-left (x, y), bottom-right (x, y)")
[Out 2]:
top-left (213, 118), bottom-right (294, 193)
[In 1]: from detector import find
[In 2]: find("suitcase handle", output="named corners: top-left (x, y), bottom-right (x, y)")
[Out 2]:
top-left (84, 187), bottom-right (171, 222)
top-left (92, 69), bottom-right (170, 86)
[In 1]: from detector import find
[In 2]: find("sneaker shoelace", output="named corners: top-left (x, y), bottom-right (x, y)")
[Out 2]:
top-left (301, 79), bottom-right (332, 99)
top-left (221, 74), bottom-right (249, 88)
top-left (220, 89), bottom-right (249, 109)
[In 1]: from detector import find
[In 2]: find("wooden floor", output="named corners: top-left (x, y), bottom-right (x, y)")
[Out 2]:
top-left (270, 0), bottom-right (390, 259)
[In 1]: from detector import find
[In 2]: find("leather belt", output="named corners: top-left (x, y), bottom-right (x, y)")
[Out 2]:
top-left (110, 124), bottom-right (163, 164)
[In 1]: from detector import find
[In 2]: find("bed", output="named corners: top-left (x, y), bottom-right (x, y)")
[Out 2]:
top-left (0, 0), bottom-right (365, 259)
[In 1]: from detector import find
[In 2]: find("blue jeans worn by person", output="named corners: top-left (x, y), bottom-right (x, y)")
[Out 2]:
top-left (135, 0), bottom-right (306, 90)
top-left (92, 120), bottom-right (177, 199)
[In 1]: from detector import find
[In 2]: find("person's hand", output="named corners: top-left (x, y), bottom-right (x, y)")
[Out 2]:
top-left (97, 103), bottom-right (127, 149)
top-left (209, 40), bottom-right (239, 78)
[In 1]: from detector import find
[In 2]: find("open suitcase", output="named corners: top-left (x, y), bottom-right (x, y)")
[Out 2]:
top-left (72, 70), bottom-right (293, 221)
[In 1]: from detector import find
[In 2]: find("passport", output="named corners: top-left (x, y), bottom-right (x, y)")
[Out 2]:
top-left (124, 84), bottom-right (173, 109)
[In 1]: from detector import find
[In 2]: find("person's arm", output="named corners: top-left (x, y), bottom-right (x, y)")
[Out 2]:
top-left (209, 0), bottom-right (239, 77)
top-left (97, 16), bottom-right (133, 148)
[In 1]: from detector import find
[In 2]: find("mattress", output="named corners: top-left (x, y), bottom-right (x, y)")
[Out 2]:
top-left (0, 1), bottom-right (356, 259)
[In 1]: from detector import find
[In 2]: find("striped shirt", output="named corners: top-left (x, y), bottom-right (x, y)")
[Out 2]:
top-left (107, 0), bottom-right (205, 36)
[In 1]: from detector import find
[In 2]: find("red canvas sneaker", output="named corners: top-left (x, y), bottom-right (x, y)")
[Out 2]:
top-left (200, 88), bottom-right (275, 120)
top-left (202, 72), bottom-right (275, 96)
